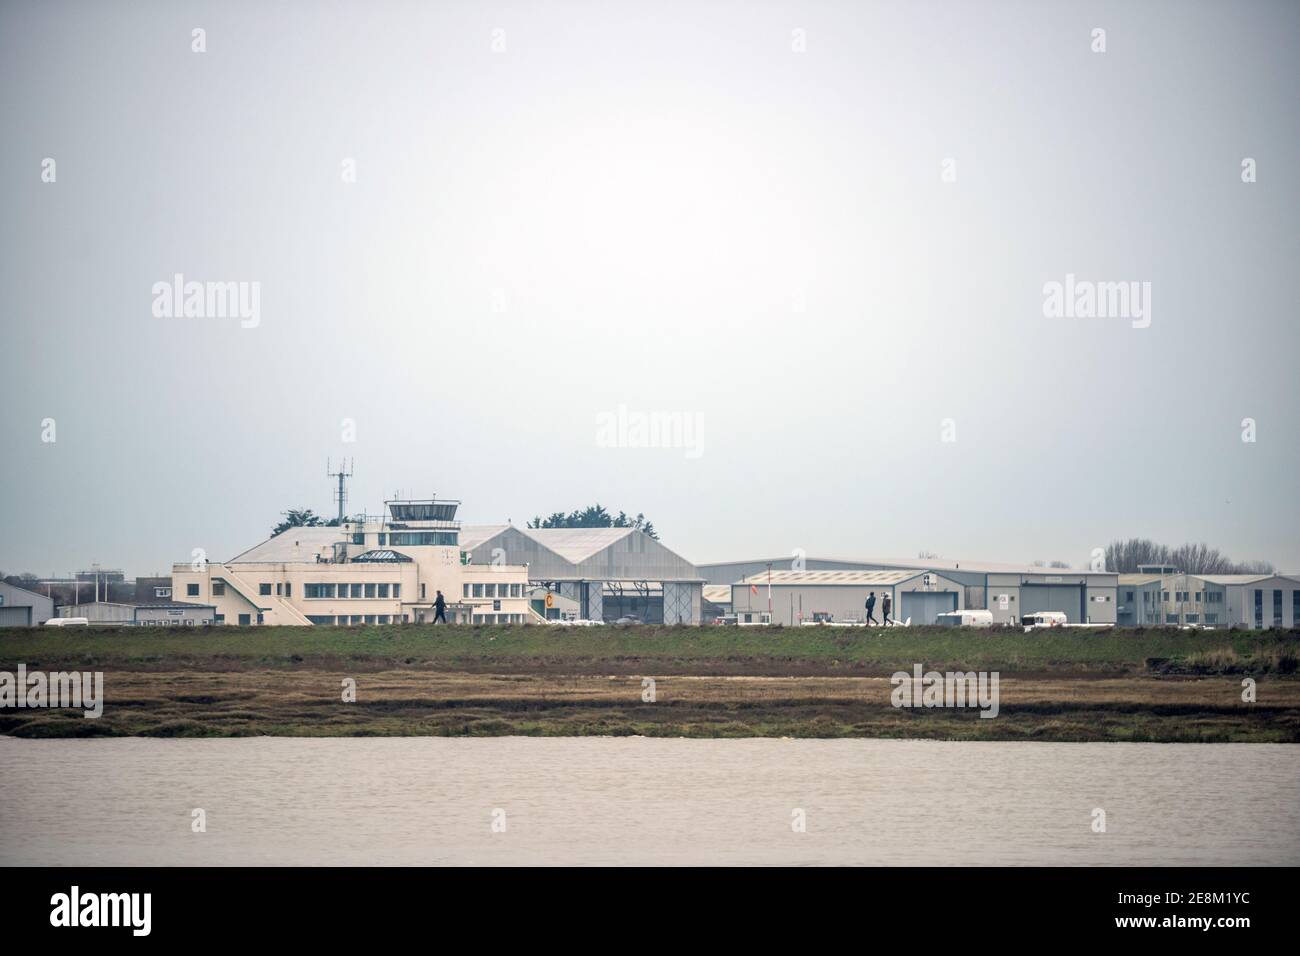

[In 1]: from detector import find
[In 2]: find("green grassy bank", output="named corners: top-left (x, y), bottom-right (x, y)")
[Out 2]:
top-left (3, 624), bottom-right (1297, 676)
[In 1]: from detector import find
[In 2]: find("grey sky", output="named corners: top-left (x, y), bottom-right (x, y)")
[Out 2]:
top-left (2, 0), bottom-right (1297, 577)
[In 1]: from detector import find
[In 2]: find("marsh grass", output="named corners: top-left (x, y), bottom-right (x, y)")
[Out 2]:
top-left (1, 669), bottom-right (1296, 742)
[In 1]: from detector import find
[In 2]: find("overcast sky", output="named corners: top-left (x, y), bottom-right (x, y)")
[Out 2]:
top-left (2, 0), bottom-right (1297, 578)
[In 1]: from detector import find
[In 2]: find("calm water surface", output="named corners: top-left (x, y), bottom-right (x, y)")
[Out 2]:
top-left (1, 737), bottom-right (1296, 865)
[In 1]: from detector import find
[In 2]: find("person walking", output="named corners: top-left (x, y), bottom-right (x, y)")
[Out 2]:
top-left (864, 591), bottom-right (878, 626)
top-left (882, 592), bottom-right (893, 625)
top-left (433, 589), bottom-right (448, 624)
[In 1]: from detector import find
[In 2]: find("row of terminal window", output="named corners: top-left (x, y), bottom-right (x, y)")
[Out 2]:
top-left (304, 613), bottom-right (527, 625)
top-left (303, 583), bottom-right (402, 599)
top-left (186, 581), bottom-right (297, 599)
top-left (1154, 591), bottom-right (1225, 603)
top-left (185, 581), bottom-right (404, 600)
top-left (351, 532), bottom-right (458, 546)
top-left (463, 583), bottom-right (523, 598)
top-left (1123, 590), bottom-right (1226, 605)
top-left (307, 614), bottom-right (401, 625)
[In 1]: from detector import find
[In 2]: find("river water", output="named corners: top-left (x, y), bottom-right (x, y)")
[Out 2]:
top-left (1, 737), bottom-right (1296, 865)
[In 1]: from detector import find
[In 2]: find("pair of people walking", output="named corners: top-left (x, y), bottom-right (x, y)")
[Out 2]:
top-left (864, 591), bottom-right (892, 626)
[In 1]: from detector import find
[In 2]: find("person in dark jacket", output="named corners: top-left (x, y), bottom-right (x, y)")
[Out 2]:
top-left (433, 590), bottom-right (448, 624)
top-left (882, 593), bottom-right (893, 625)
top-left (864, 591), bottom-right (878, 626)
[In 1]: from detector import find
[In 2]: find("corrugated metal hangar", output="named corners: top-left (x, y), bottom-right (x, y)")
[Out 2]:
top-left (460, 525), bottom-right (704, 624)
top-left (702, 557), bottom-right (1119, 625)
top-left (0, 580), bottom-right (55, 627)
top-left (730, 569), bottom-right (966, 626)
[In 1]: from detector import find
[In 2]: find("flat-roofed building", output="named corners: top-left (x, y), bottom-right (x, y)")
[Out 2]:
top-left (1194, 574), bottom-right (1300, 629)
top-left (134, 603), bottom-right (217, 626)
top-left (134, 576), bottom-right (173, 603)
top-left (57, 601), bottom-right (135, 624)
top-left (1117, 574), bottom-right (1163, 626)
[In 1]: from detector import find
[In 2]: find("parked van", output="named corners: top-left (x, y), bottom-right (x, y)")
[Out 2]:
top-left (44, 617), bottom-right (89, 627)
top-left (935, 609), bottom-right (994, 628)
top-left (1022, 611), bottom-right (1068, 629)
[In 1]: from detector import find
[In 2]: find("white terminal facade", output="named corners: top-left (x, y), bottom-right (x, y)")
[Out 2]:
top-left (171, 499), bottom-right (533, 626)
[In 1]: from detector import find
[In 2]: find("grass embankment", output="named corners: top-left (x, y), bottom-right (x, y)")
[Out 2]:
top-left (5, 624), bottom-right (1298, 675)
top-left (2, 625), bottom-right (1298, 741)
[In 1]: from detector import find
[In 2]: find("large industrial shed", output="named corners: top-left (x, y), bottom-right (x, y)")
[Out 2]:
top-left (703, 556), bottom-right (1119, 624)
top-left (985, 571), bottom-right (1118, 624)
top-left (701, 556), bottom-right (992, 610)
top-left (730, 569), bottom-right (966, 626)
top-left (0, 581), bottom-right (55, 627)
top-left (459, 525), bottom-right (705, 624)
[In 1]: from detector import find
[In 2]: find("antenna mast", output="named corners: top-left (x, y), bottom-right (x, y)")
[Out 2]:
top-left (327, 457), bottom-right (354, 523)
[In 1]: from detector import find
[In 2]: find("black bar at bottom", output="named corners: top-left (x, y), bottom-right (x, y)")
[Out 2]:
top-left (5, 866), bottom-right (1283, 942)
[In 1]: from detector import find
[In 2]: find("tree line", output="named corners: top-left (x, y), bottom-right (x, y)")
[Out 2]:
top-left (528, 504), bottom-right (657, 539)
top-left (268, 504), bottom-right (660, 540)
top-left (1104, 538), bottom-right (1274, 575)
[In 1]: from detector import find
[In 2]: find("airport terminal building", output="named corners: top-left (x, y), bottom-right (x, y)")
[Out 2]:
top-left (172, 498), bottom-right (534, 626)
top-left (171, 497), bottom-right (706, 626)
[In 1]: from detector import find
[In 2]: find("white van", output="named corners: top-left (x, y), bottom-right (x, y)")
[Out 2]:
top-left (935, 609), bottom-right (993, 628)
top-left (1022, 611), bottom-right (1068, 630)
top-left (45, 617), bottom-right (89, 627)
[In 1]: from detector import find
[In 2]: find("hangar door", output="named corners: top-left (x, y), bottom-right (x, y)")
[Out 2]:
top-left (900, 591), bottom-right (958, 625)
top-left (1020, 585), bottom-right (1084, 622)
top-left (0, 606), bottom-right (32, 627)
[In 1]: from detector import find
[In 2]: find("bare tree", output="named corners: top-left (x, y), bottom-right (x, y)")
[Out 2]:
top-left (1104, 538), bottom-right (1273, 574)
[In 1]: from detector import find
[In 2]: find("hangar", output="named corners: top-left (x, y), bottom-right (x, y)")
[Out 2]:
top-left (0, 581), bottom-right (55, 627)
top-left (459, 525), bottom-right (705, 624)
top-left (985, 571), bottom-right (1118, 624)
top-left (702, 556), bottom-right (1119, 625)
top-left (730, 569), bottom-right (966, 626)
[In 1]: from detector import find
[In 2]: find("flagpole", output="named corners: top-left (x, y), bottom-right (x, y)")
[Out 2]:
top-left (766, 562), bottom-right (772, 620)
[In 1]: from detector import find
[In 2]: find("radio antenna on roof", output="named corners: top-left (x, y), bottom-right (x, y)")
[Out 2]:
top-left (327, 458), bottom-right (353, 523)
